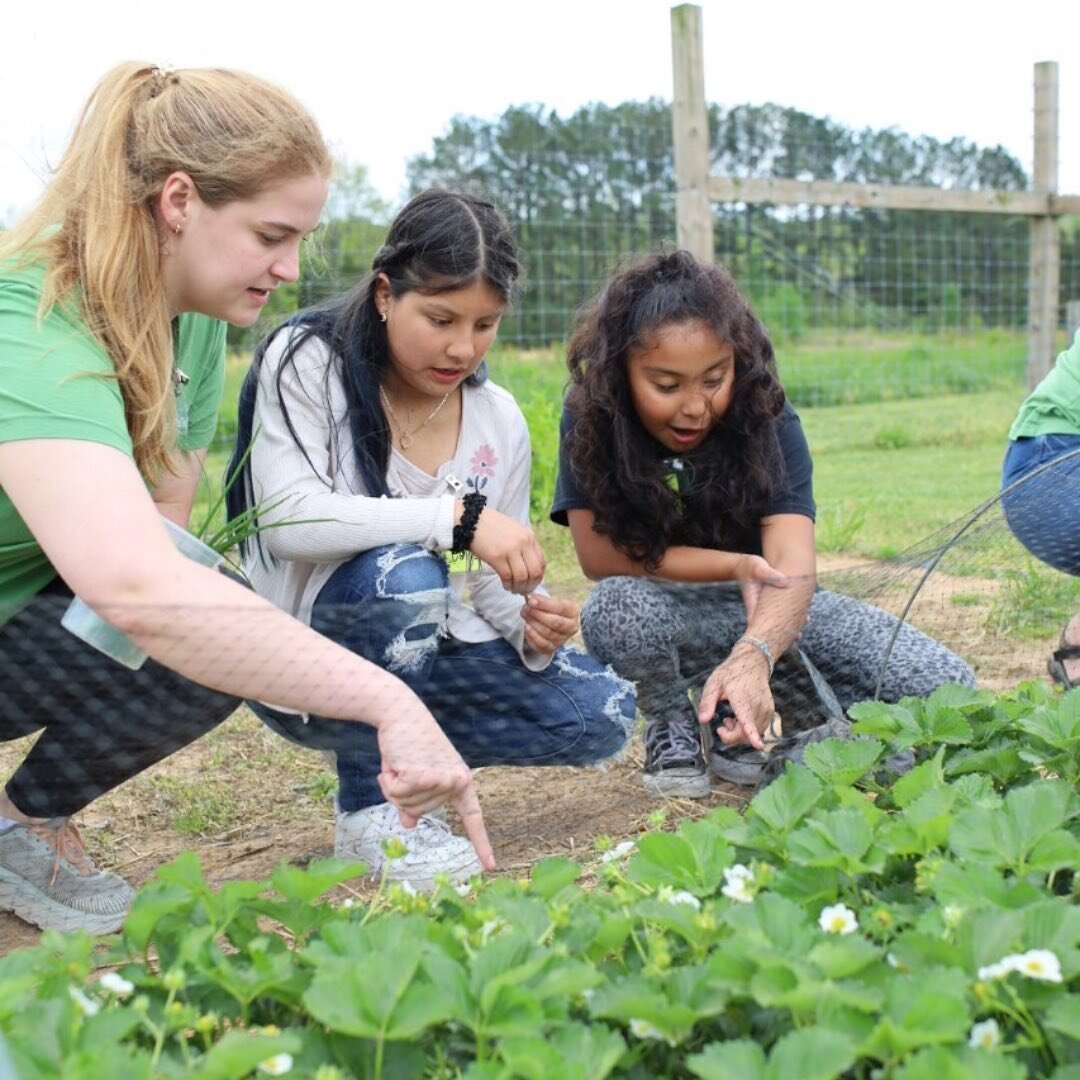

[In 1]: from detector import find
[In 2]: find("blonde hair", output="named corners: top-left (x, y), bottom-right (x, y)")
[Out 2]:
top-left (0, 62), bottom-right (331, 478)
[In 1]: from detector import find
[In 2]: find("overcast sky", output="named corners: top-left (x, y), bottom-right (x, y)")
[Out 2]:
top-left (2, 0), bottom-right (1077, 224)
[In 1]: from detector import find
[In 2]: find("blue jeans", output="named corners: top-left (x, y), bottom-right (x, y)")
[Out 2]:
top-left (251, 545), bottom-right (634, 811)
top-left (1002, 435), bottom-right (1080, 576)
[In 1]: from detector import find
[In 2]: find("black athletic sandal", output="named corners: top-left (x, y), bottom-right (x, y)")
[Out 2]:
top-left (1048, 637), bottom-right (1080, 690)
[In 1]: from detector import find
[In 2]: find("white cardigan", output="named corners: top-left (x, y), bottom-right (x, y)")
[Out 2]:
top-left (244, 327), bottom-right (550, 671)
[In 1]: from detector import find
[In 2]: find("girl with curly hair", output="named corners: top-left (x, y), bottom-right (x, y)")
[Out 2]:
top-left (553, 250), bottom-right (975, 796)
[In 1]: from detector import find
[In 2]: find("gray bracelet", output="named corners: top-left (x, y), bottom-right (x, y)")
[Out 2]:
top-left (734, 634), bottom-right (775, 678)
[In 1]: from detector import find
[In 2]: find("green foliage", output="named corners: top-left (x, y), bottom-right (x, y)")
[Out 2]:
top-left (3, 686), bottom-right (1080, 1076)
top-left (748, 283), bottom-right (809, 345)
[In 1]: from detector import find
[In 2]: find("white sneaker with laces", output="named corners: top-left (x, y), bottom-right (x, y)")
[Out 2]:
top-left (0, 819), bottom-right (134, 934)
top-left (334, 802), bottom-right (481, 891)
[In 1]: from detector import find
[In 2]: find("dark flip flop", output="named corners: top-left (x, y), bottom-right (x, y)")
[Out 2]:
top-left (1047, 641), bottom-right (1080, 690)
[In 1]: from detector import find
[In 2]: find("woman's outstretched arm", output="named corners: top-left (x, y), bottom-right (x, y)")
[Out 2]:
top-left (0, 437), bottom-right (494, 863)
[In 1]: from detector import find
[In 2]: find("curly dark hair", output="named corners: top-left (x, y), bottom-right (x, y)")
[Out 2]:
top-left (564, 249), bottom-right (786, 570)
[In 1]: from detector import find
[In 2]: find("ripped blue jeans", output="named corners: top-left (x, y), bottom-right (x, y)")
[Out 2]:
top-left (251, 544), bottom-right (635, 812)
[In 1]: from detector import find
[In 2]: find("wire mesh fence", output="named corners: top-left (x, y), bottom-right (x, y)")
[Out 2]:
top-left (230, 97), bottom-right (1080, 417)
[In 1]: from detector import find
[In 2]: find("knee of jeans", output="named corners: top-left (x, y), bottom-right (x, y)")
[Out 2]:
top-left (551, 646), bottom-right (637, 762)
top-left (366, 547), bottom-right (448, 674)
top-left (373, 544), bottom-right (449, 597)
top-left (581, 577), bottom-right (678, 669)
top-left (319, 544), bottom-right (448, 607)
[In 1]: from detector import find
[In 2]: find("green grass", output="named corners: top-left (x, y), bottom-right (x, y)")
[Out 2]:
top-left (145, 776), bottom-right (241, 837)
top-left (776, 328), bottom-right (1026, 406)
top-left (800, 388), bottom-right (1022, 557)
top-left (200, 333), bottom-right (1029, 566)
top-left (987, 560), bottom-right (1080, 640)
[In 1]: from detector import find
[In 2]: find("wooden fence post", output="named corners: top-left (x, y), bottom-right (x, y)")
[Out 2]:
top-left (1027, 61), bottom-right (1060, 388)
top-left (670, 4), bottom-right (713, 262)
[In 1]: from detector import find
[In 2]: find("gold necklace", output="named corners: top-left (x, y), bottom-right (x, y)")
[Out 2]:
top-left (379, 385), bottom-right (452, 450)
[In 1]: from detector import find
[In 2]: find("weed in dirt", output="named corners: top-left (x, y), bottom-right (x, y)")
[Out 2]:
top-left (951, 591), bottom-right (985, 607)
top-left (988, 561), bottom-right (1080, 640)
top-left (145, 776), bottom-right (241, 837)
top-left (301, 771), bottom-right (339, 800)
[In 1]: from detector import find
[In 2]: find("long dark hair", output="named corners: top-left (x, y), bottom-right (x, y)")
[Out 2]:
top-left (564, 249), bottom-right (786, 570)
top-left (227, 188), bottom-right (521, 551)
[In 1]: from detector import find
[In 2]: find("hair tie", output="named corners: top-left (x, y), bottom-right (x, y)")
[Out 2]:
top-left (146, 66), bottom-right (179, 99)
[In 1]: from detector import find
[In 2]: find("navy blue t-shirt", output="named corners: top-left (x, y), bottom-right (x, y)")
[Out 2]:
top-left (550, 400), bottom-right (816, 553)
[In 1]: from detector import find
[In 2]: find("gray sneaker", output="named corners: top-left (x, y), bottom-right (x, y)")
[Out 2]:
top-left (642, 713), bottom-right (711, 798)
top-left (335, 802), bottom-right (482, 892)
top-left (0, 819), bottom-right (134, 934)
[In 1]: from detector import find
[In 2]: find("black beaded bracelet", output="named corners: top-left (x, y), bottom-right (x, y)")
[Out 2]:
top-left (451, 492), bottom-right (487, 553)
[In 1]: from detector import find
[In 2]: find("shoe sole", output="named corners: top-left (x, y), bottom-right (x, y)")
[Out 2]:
top-left (387, 857), bottom-right (481, 893)
top-left (641, 769), bottom-right (712, 799)
top-left (709, 752), bottom-right (768, 787)
top-left (0, 868), bottom-right (126, 935)
top-left (333, 844), bottom-right (482, 893)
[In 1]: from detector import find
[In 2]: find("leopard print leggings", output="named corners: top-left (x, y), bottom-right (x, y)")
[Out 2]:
top-left (580, 577), bottom-right (977, 728)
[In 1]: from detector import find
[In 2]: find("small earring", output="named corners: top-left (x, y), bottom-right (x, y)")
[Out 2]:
top-left (379, 311), bottom-right (387, 323)
top-left (173, 223), bottom-right (182, 236)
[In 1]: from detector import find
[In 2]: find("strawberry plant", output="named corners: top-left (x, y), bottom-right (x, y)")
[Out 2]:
top-left (1, 681), bottom-right (1077, 1078)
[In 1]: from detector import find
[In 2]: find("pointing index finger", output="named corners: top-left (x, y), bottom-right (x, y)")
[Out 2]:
top-left (453, 786), bottom-right (495, 870)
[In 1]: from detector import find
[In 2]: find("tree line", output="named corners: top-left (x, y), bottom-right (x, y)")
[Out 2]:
top-left (240, 99), bottom-right (1079, 349)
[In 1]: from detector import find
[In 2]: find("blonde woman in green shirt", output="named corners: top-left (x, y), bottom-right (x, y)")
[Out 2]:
top-left (0, 63), bottom-right (492, 936)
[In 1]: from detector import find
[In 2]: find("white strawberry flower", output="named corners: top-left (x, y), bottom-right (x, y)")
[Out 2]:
top-left (659, 886), bottom-right (701, 910)
top-left (629, 1018), bottom-right (677, 1046)
top-left (968, 1018), bottom-right (1001, 1050)
top-left (599, 840), bottom-right (636, 864)
top-left (978, 949), bottom-right (1062, 984)
top-left (1012, 949), bottom-right (1063, 983)
top-left (258, 1053), bottom-right (294, 1075)
top-left (977, 957), bottom-right (1017, 981)
top-left (98, 972), bottom-right (135, 997)
top-left (721, 864), bottom-right (754, 904)
top-left (818, 902), bottom-right (858, 935)
top-left (68, 987), bottom-right (100, 1017)
top-left (479, 918), bottom-right (505, 944)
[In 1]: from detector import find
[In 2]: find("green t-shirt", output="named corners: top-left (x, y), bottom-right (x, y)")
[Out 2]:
top-left (0, 262), bottom-right (227, 622)
top-left (1009, 330), bottom-right (1080, 440)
